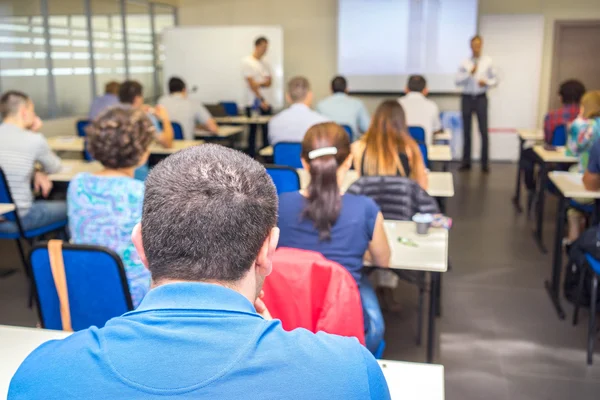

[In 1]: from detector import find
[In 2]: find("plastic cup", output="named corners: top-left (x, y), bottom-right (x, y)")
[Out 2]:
top-left (412, 213), bottom-right (434, 235)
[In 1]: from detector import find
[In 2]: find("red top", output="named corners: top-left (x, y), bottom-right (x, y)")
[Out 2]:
top-left (262, 248), bottom-right (365, 345)
top-left (544, 104), bottom-right (580, 144)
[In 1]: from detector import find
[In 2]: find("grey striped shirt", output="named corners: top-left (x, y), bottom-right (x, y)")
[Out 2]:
top-left (0, 123), bottom-right (61, 216)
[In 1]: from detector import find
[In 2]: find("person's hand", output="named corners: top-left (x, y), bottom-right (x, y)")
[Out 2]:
top-left (254, 290), bottom-right (272, 320)
top-left (30, 116), bottom-right (43, 132)
top-left (153, 105), bottom-right (170, 121)
top-left (471, 64), bottom-right (478, 74)
top-left (33, 171), bottom-right (53, 198)
top-left (478, 80), bottom-right (487, 88)
top-left (259, 101), bottom-right (270, 111)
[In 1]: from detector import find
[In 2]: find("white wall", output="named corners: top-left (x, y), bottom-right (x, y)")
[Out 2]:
top-left (178, 0), bottom-right (600, 126)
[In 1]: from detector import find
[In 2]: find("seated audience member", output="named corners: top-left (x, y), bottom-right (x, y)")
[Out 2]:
top-left (352, 100), bottom-right (428, 190)
top-left (316, 76), bottom-right (370, 139)
top-left (565, 91), bottom-right (600, 242)
top-left (67, 107), bottom-right (155, 307)
top-left (9, 145), bottom-right (390, 400)
top-left (119, 80), bottom-right (173, 181)
top-left (88, 81), bottom-right (120, 120)
top-left (398, 75), bottom-right (442, 145)
top-left (584, 139), bottom-right (600, 191)
top-left (158, 77), bottom-right (219, 139)
top-left (521, 80), bottom-right (586, 194)
top-left (277, 122), bottom-right (391, 354)
top-left (0, 91), bottom-right (64, 234)
top-left (268, 76), bottom-right (329, 145)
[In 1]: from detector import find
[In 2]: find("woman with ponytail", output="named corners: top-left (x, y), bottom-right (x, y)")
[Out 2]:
top-left (277, 122), bottom-right (391, 353)
top-left (352, 100), bottom-right (428, 190)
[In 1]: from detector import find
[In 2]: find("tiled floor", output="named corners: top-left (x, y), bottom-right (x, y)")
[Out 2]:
top-left (1, 163), bottom-right (599, 399)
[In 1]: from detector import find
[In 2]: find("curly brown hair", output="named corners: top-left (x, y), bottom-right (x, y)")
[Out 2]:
top-left (86, 106), bottom-right (156, 169)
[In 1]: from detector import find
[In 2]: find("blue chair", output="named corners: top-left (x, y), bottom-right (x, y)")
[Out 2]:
top-left (418, 142), bottom-right (430, 169)
top-left (220, 101), bottom-right (239, 116)
top-left (76, 120), bottom-right (94, 161)
top-left (30, 242), bottom-right (133, 331)
top-left (172, 122), bottom-right (184, 140)
top-left (266, 165), bottom-right (301, 195)
top-left (551, 125), bottom-right (567, 147)
top-left (409, 126), bottom-right (426, 144)
top-left (341, 124), bottom-right (353, 141)
top-left (573, 253), bottom-right (600, 364)
top-left (374, 340), bottom-right (386, 359)
top-left (274, 142), bottom-right (303, 169)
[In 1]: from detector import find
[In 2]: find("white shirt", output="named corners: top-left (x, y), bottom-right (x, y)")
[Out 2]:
top-left (455, 55), bottom-right (498, 95)
top-left (158, 93), bottom-right (213, 140)
top-left (268, 103), bottom-right (330, 145)
top-left (398, 92), bottom-right (442, 146)
top-left (316, 93), bottom-right (371, 139)
top-left (241, 55), bottom-right (272, 107)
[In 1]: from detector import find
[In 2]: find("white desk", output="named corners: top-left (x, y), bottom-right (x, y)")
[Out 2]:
top-left (195, 125), bottom-right (244, 138)
top-left (433, 129), bottom-right (452, 142)
top-left (428, 145), bottom-right (452, 162)
top-left (48, 160), bottom-right (103, 182)
top-left (214, 115), bottom-right (271, 125)
top-left (533, 145), bottom-right (578, 164)
top-left (517, 128), bottom-right (544, 142)
top-left (0, 203), bottom-right (15, 216)
top-left (47, 136), bottom-right (205, 155)
top-left (0, 325), bottom-right (443, 400)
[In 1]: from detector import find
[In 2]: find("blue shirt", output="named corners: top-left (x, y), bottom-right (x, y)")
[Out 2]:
top-left (316, 93), bottom-right (371, 139)
top-left (88, 94), bottom-right (119, 119)
top-left (587, 138), bottom-right (600, 174)
top-left (9, 282), bottom-right (389, 399)
top-left (277, 191), bottom-right (380, 283)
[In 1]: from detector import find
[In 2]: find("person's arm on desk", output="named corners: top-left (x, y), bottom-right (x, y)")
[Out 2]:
top-left (195, 102), bottom-right (219, 133)
top-left (153, 105), bottom-right (174, 148)
top-left (365, 212), bottom-right (391, 267)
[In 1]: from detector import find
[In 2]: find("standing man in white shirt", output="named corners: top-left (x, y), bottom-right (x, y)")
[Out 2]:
top-left (398, 75), bottom-right (442, 146)
top-left (455, 35), bottom-right (498, 173)
top-left (241, 36), bottom-right (273, 155)
top-left (268, 76), bottom-right (329, 145)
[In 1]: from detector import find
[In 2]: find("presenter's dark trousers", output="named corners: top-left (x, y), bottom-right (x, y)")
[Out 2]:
top-left (246, 106), bottom-right (272, 158)
top-left (461, 93), bottom-right (489, 168)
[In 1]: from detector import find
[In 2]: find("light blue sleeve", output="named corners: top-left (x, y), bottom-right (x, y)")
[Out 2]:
top-left (195, 102), bottom-right (213, 125)
top-left (358, 102), bottom-right (371, 134)
top-left (360, 346), bottom-right (391, 399)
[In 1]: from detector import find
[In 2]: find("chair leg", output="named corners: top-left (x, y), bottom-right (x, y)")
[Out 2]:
top-left (573, 265), bottom-right (587, 326)
top-left (587, 274), bottom-right (598, 365)
top-left (15, 239), bottom-right (28, 275)
top-left (416, 272), bottom-right (425, 346)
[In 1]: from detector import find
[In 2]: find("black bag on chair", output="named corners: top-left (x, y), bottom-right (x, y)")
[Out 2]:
top-left (565, 225), bottom-right (600, 307)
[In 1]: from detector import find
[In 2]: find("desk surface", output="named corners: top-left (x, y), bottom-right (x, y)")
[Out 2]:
top-left (296, 170), bottom-right (454, 198)
top-left (434, 129), bottom-right (452, 142)
top-left (195, 125), bottom-right (244, 138)
top-left (48, 136), bottom-right (204, 155)
top-left (517, 129), bottom-right (544, 142)
top-left (533, 145), bottom-right (578, 164)
top-left (549, 171), bottom-right (600, 199)
top-left (0, 203), bottom-right (15, 216)
top-left (214, 115), bottom-right (271, 125)
top-left (382, 221), bottom-right (448, 272)
top-left (0, 324), bottom-right (444, 400)
top-left (48, 160), bottom-right (103, 182)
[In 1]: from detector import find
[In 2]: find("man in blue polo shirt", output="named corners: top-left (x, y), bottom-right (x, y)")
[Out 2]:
top-left (9, 145), bottom-right (389, 399)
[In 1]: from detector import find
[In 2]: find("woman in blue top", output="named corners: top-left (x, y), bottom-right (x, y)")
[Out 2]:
top-left (67, 107), bottom-right (155, 307)
top-left (278, 122), bottom-right (391, 353)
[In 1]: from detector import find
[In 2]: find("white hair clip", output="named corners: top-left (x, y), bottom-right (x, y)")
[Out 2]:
top-left (308, 147), bottom-right (338, 160)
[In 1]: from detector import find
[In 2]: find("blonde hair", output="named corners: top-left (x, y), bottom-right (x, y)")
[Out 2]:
top-left (581, 91), bottom-right (600, 119)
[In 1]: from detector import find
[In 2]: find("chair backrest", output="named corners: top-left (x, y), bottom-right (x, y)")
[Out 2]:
top-left (30, 243), bottom-right (134, 331)
top-left (408, 126), bottom-right (426, 143)
top-left (0, 168), bottom-right (21, 225)
top-left (552, 124), bottom-right (567, 146)
top-left (341, 124), bottom-right (353, 141)
top-left (266, 165), bottom-right (301, 194)
top-left (172, 121), bottom-right (184, 140)
top-left (274, 142), bottom-right (303, 169)
top-left (418, 142), bottom-right (430, 169)
top-left (76, 119), bottom-right (90, 137)
top-left (219, 101), bottom-right (239, 116)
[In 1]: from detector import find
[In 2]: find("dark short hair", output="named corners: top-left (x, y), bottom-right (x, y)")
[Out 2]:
top-left (105, 81), bottom-right (120, 95)
top-left (407, 75), bottom-right (427, 92)
top-left (559, 80), bottom-right (586, 104)
top-left (331, 76), bottom-right (347, 93)
top-left (168, 77), bottom-right (186, 94)
top-left (288, 76), bottom-right (310, 102)
top-left (119, 80), bottom-right (143, 104)
top-left (86, 107), bottom-right (155, 169)
top-left (471, 35), bottom-right (482, 43)
top-left (141, 144), bottom-right (278, 283)
top-left (0, 90), bottom-right (29, 118)
top-left (255, 36), bottom-right (268, 47)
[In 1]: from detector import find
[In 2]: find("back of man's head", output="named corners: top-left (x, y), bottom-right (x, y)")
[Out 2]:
top-left (119, 80), bottom-right (143, 104)
top-left (141, 144), bottom-right (278, 284)
top-left (168, 77), bottom-right (186, 94)
top-left (559, 80), bottom-right (586, 105)
top-left (105, 81), bottom-right (120, 96)
top-left (255, 36), bottom-right (268, 47)
top-left (288, 76), bottom-right (310, 103)
top-left (407, 75), bottom-right (427, 93)
top-left (0, 90), bottom-right (29, 119)
top-left (331, 76), bottom-right (347, 93)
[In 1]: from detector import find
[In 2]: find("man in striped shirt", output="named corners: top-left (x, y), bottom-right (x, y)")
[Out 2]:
top-left (0, 91), bottom-right (65, 234)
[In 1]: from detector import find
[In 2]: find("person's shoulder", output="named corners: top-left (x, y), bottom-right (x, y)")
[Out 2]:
top-left (278, 191), bottom-right (302, 207)
top-left (343, 192), bottom-right (379, 210)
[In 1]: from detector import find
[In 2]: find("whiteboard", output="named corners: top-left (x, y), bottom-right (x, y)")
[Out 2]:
top-left (163, 26), bottom-right (284, 109)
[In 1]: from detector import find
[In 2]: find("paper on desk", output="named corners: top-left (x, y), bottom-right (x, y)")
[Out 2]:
top-left (59, 166), bottom-right (73, 173)
top-left (57, 137), bottom-right (75, 142)
top-left (566, 173), bottom-right (584, 184)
